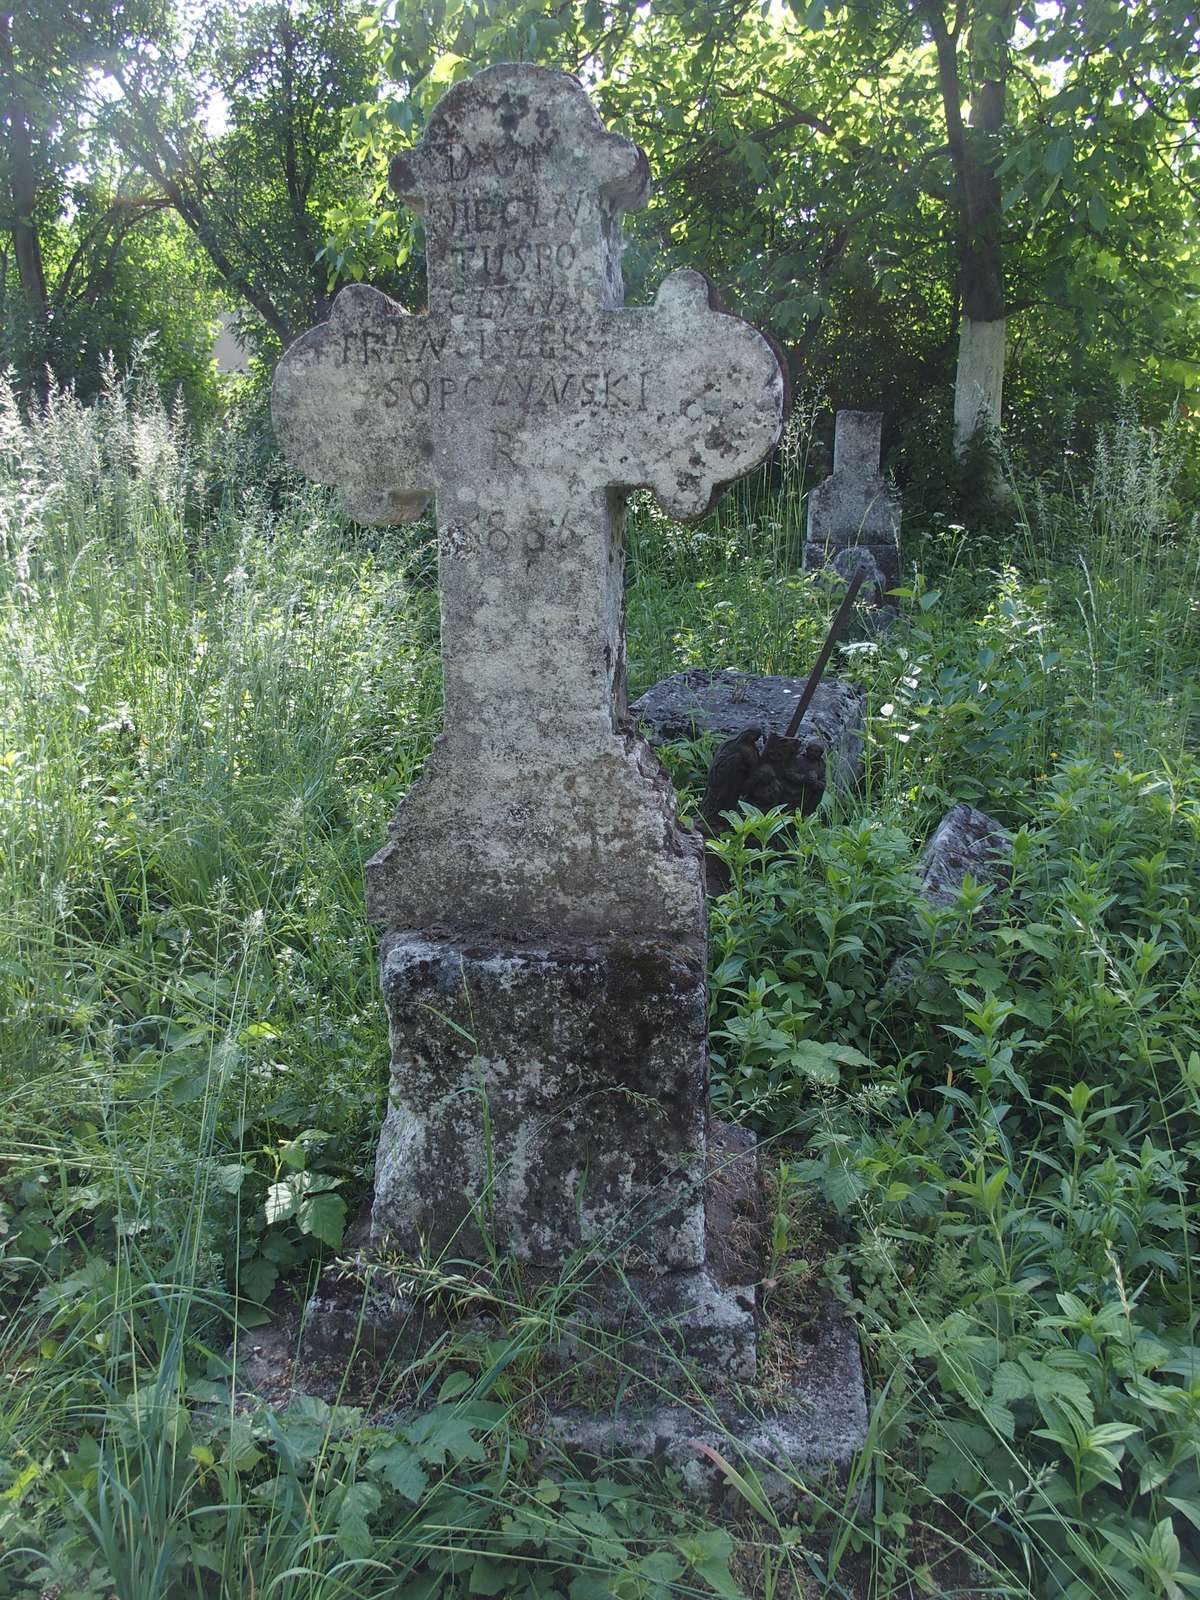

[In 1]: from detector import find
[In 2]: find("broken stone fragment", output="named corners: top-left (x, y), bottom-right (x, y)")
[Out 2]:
top-left (917, 801), bottom-right (1012, 912)
top-left (889, 802), bottom-right (1013, 987)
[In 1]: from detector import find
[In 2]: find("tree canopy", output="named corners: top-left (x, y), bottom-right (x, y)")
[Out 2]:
top-left (2, 0), bottom-right (1197, 450)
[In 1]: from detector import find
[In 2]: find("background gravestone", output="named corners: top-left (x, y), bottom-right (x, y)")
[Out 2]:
top-left (272, 63), bottom-right (866, 1492)
top-left (803, 409), bottom-right (901, 595)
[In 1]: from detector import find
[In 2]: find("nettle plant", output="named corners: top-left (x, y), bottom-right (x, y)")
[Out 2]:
top-left (219, 1123), bottom-right (349, 1312)
top-left (706, 808), bottom-right (915, 1126)
top-left (698, 747), bottom-right (1200, 1596)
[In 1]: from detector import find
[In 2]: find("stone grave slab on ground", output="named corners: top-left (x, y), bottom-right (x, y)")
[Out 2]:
top-left (803, 409), bottom-right (901, 599)
top-left (270, 62), bottom-right (866, 1500)
top-left (632, 667), bottom-right (866, 805)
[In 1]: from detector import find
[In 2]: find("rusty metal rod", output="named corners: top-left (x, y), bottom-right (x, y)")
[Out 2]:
top-left (783, 567), bottom-right (867, 740)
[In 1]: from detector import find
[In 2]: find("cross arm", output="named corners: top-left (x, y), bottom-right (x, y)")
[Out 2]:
top-left (624, 271), bottom-right (787, 520)
top-left (271, 284), bottom-right (436, 525)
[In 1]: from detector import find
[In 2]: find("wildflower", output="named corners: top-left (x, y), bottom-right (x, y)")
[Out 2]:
top-left (1113, 749), bottom-right (1124, 760)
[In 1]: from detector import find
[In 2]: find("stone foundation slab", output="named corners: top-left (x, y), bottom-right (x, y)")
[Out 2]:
top-left (542, 1295), bottom-right (868, 1509)
top-left (631, 670), bottom-right (865, 798)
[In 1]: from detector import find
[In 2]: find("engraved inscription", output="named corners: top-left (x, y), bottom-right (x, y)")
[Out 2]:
top-left (272, 63), bottom-right (786, 560)
top-left (444, 287), bottom-right (571, 320)
top-left (424, 180), bottom-right (596, 318)
top-left (377, 367), bottom-right (650, 413)
top-left (448, 240), bottom-right (578, 286)
top-left (428, 190), bottom-right (593, 235)
top-left (337, 321), bottom-right (602, 368)
top-left (441, 508), bottom-right (573, 560)
top-left (427, 140), bottom-right (546, 183)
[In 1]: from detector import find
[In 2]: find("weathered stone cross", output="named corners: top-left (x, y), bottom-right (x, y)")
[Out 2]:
top-left (273, 67), bottom-right (783, 1326)
top-left (273, 65), bottom-right (784, 950)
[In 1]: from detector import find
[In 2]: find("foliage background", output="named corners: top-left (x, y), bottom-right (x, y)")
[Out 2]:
top-left (3, 0), bottom-right (1198, 466)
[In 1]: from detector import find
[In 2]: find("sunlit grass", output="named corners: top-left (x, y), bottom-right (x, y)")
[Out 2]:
top-left (1, 371), bottom-right (1197, 1596)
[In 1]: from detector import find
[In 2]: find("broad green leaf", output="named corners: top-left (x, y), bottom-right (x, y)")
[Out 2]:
top-left (428, 51), bottom-right (466, 85)
top-left (298, 1190), bottom-right (347, 1247)
top-left (265, 1172), bottom-right (312, 1225)
top-left (468, 1557), bottom-right (511, 1595)
top-left (275, 1394), bottom-right (333, 1462)
top-left (1165, 1496), bottom-right (1200, 1535)
top-left (1045, 136), bottom-right (1073, 175)
top-left (675, 1529), bottom-right (743, 1597)
top-left (633, 1550), bottom-right (685, 1584)
top-left (992, 1360), bottom-right (1032, 1405)
top-left (336, 1481), bottom-right (381, 1560)
top-left (239, 1256), bottom-right (277, 1303)
top-left (368, 1441), bottom-right (429, 1503)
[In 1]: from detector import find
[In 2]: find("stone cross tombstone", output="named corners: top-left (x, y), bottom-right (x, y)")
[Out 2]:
top-left (803, 409), bottom-right (901, 595)
top-left (272, 65), bottom-right (784, 1380)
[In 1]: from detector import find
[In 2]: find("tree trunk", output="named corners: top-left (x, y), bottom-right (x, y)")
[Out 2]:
top-left (0, 8), bottom-right (51, 390)
top-left (953, 314), bottom-right (1005, 446)
top-left (925, 0), bottom-right (1012, 450)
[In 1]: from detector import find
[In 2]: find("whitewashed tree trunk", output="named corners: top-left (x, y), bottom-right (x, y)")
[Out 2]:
top-left (953, 315), bottom-right (1006, 449)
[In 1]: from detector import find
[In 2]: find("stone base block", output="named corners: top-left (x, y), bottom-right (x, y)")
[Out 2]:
top-left (543, 1263), bottom-right (758, 1381)
top-left (305, 1120), bottom-right (764, 1384)
top-left (542, 1296), bottom-right (868, 1510)
top-left (300, 1256), bottom-right (758, 1383)
top-left (372, 931), bottom-right (710, 1271)
top-left (241, 1135), bottom-right (867, 1515)
top-left (288, 1254), bottom-right (870, 1504)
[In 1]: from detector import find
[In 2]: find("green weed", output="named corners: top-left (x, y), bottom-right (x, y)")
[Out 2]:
top-left (1, 372), bottom-right (1197, 1596)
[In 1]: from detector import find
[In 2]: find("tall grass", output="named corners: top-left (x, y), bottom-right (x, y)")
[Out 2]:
top-left (1, 370), bottom-right (1197, 1597)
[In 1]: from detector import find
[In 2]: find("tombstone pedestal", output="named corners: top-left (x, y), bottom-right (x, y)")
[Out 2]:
top-left (302, 930), bottom-right (762, 1386)
top-left (305, 1195), bottom-right (761, 1387)
top-left (370, 930), bottom-right (711, 1272)
top-left (364, 727), bottom-right (707, 949)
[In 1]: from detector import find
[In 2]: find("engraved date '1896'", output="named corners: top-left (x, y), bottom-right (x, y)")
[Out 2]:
top-left (441, 508), bottom-right (573, 560)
